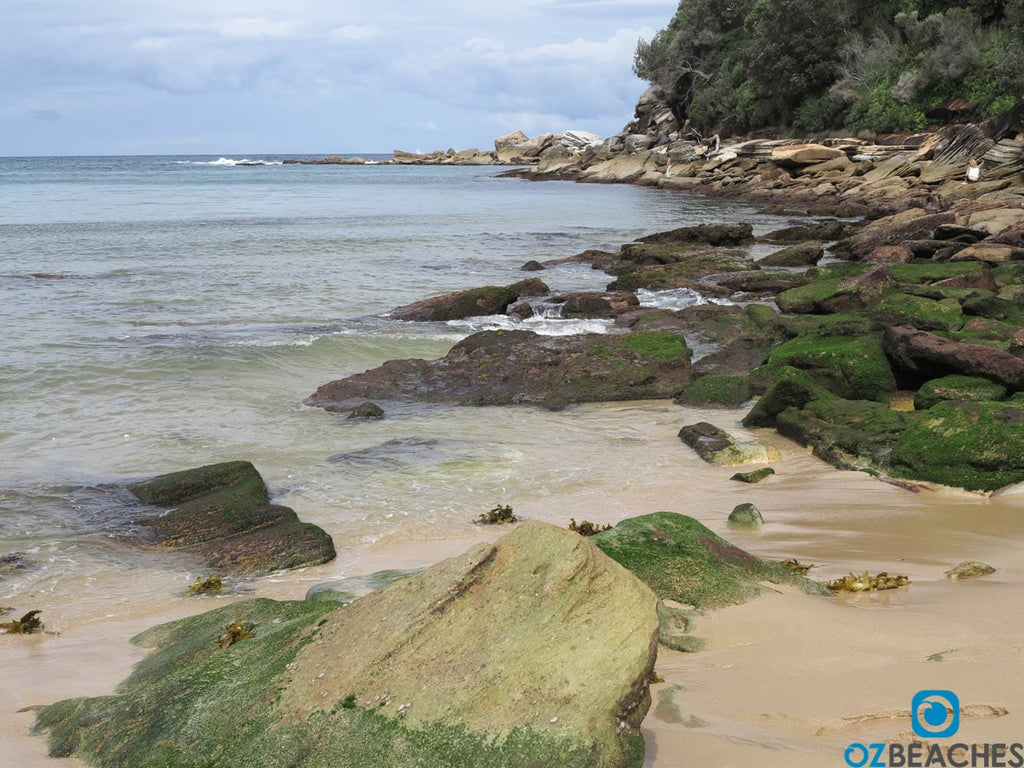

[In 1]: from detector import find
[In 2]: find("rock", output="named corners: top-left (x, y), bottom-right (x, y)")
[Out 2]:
top-left (759, 241), bottom-right (824, 267)
top-left (945, 561), bottom-right (997, 580)
top-left (678, 422), bottom-right (781, 465)
top-left (36, 523), bottom-right (657, 768)
top-left (675, 375), bottom-right (752, 407)
top-left (494, 130), bottom-right (529, 152)
top-left (638, 223), bottom-right (753, 247)
top-left (346, 401), bottom-right (385, 420)
top-left (0, 551), bottom-right (32, 576)
top-left (760, 221), bottom-right (854, 244)
top-left (867, 245), bottom-right (914, 264)
top-left (890, 400), bottom-right (1024, 491)
top-left (389, 279), bottom-right (549, 321)
top-left (129, 461), bottom-right (336, 576)
top-left (550, 291), bottom-right (639, 319)
top-left (521, 259), bottom-right (545, 271)
top-left (727, 503), bottom-right (764, 529)
top-left (305, 569), bottom-right (420, 603)
top-left (883, 326), bottom-right (1024, 392)
top-left (950, 242), bottom-right (1024, 264)
top-left (914, 374), bottom-right (1008, 410)
top-left (590, 511), bottom-right (828, 614)
top-left (730, 467), bottom-right (775, 484)
top-left (761, 331), bottom-right (897, 401)
top-left (307, 329), bottom-right (693, 409)
top-left (561, 130), bottom-right (604, 151)
top-left (771, 144), bottom-right (845, 168)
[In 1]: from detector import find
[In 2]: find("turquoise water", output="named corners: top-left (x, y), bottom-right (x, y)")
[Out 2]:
top-left (0, 153), bottom-right (790, 599)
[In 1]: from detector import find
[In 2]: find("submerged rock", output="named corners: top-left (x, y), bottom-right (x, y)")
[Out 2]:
top-left (727, 503), bottom-right (764, 530)
top-left (308, 329), bottom-right (693, 410)
top-left (945, 561), bottom-right (997, 580)
top-left (678, 421), bottom-right (780, 465)
top-left (130, 461), bottom-right (336, 576)
top-left (36, 522), bottom-right (658, 768)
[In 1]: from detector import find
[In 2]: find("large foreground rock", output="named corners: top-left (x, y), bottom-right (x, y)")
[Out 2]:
top-left (308, 329), bottom-right (692, 409)
top-left (35, 522), bottom-right (658, 768)
top-left (130, 461), bottom-right (336, 576)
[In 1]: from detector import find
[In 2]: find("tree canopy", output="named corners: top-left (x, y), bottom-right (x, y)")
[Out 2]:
top-left (634, 0), bottom-right (1024, 135)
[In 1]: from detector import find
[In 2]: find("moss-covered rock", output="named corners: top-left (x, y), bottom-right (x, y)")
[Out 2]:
top-left (674, 375), bottom-right (752, 407)
top-left (727, 503), bottom-right (764, 530)
top-left (730, 467), bottom-right (775, 484)
top-left (914, 375), bottom-right (1008, 410)
top-left (759, 241), bottom-right (824, 267)
top-left (891, 401), bottom-right (1024, 491)
top-left (130, 462), bottom-right (336, 576)
top-left (590, 512), bottom-right (828, 612)
top-left (36, 523), bottom-right (659, 768)
top-left (742, 366), bottom-right (834, 428)
top-left (762, 332), bottom-right (896, 401)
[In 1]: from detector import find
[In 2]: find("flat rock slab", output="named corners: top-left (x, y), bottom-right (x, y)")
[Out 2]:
top-left (130, 461), bottom-right (336, 576)
top-left (308, 329), bottom-right (693, 410)
top-left (37, 522), bottom-right (658, 768)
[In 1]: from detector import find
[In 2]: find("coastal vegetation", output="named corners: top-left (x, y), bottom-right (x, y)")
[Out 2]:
top-left (633, 0), bottom-right (1024, 134)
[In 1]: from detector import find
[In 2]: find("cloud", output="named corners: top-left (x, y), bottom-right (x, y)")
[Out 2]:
top-left (388, 26), bottom-right (653, 123)
top-left (329, 25), bottom-right (376, 43)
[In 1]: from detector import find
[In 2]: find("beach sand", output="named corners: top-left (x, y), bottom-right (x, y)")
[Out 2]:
top-left (4, 413), bottom-right (1023, 767)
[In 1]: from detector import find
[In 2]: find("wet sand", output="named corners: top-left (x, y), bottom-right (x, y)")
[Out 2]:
top-left (5, 405), bottom-right (1024, 767)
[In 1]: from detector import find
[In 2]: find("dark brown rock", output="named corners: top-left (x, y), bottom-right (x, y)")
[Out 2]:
top-left (390, 279), bottom-right (549, 321)
top-left (307, 329), bottom-right (693, 409)
top-left (130, 461), bottom-right (336, 576)
top-left (883, 326), bottom-right (1024, 391)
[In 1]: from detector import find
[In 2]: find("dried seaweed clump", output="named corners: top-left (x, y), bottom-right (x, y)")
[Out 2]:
top-left (218, 619), bottom-right (255, 649)
top-left (568, 519), bottom-right (613, 537)
top-left (190, 575), bottom-right (223, 595)
top-left (477, 504), bottom-right (518, 525)
top-left (781, 558), bottom-right (814, 575)
top-left (1, 609), bottom-right (44, 634)
top-left (824, 571), bottom-right (909, 592)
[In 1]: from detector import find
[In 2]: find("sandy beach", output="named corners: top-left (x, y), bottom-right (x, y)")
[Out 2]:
top-left (5, 403), bottom-right (1023, 767)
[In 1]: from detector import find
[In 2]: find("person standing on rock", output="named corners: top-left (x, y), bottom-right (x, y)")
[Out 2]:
top-left (665, 156), bottom-right (672, 178)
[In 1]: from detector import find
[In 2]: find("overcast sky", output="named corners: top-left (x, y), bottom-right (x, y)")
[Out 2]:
top-left (2, 0), bottom-right (677, 157)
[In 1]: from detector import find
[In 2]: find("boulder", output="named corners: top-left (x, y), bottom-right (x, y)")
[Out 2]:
top-left (727, 503), bottom-right (764, 530)
top-left (390, 279), bottom-right (549, 322)
top-left (678, 422), bottom-right (781, 465)
top-left (730, 467), bottom-right (776, 484)
top-left (561, 130), bottom-right (604, 151)
top-left (307, 329), bottom-right (693, 410)
top-left (950, 242), bottom-right (1024, 264)
top-left (590, 511), bottom-right (828, 611)
top-left (35, 522), bottom-right (659, 768)
top-left (914, 374), bottom-right (1008, 410)
top-left (759, 241), bottom-right (824, 267)
top-left (945, 561), bottom-right (997, 580)
top-left (771, 144), bottom-right (845, 168)
top-left (638, 223), bottom-right (753, 247)
top-left (494, 130), bottom-right (529, 152)
top-left (129, 461), bottom-right (336, 576)
top-left (883, 326), bottom-right (1024, 391)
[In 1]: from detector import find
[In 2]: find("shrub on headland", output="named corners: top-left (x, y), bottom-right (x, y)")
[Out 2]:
top-left (634, 0), bottom-right (1024, 135)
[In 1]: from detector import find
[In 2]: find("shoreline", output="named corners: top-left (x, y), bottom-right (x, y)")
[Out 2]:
top-left (6, 139), bottom-right (1024, 765)
top-left (7, 410), bottom-right (1024, 766)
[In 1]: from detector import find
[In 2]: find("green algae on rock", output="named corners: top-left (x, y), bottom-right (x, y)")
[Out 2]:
top-left (591, 512), bottom-right (828, 612)
top-left (914, 374), bottom-right (1009, 410)
top-left (130, 461), bottom-right (336, 577)
top-left (674, 375), bottom-right (752, 407)
top-left (727, 503), bottom-right (765, 530)
top-left (36, 522), bottom-right (658, 768)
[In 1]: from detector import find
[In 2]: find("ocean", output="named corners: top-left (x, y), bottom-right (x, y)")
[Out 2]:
top-left (0, 153), bottom-right (790, 605)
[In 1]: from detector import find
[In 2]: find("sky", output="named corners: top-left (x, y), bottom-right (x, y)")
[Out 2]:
top-left (1, 0), bottom-right (679, 156)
